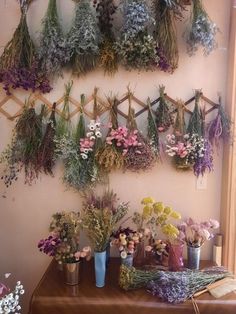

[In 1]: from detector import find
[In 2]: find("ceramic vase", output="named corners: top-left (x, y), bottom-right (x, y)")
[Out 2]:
top-left (94, 251), bottom-right (106, 288)
top-left (187, 246), bottom-right (201, 270)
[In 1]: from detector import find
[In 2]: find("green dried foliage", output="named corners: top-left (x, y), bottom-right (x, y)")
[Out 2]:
top-left (0, 13), bottom-right (34, 71)
top-left (155, 86), bottom-right (173, 132)
top-left (152, 0), bottom-right (179, 71)
top-left (1, 102), bottom-right (44, 186)
top-left (38, 0), bottom-right (70, 76)
top-left (187, 91), bottom-right (203, 137)
top-left (37, 103), bottom-right (57, 175)
top-left (67, 0), bottom-right (101, 76)
top-left (174, 101), bottom-right (186, 137)
top-left (147, 98), bottom-right (159, 157)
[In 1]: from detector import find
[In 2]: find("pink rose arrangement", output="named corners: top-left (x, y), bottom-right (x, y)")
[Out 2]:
top-left (178, 217), bottom-right (219, 248)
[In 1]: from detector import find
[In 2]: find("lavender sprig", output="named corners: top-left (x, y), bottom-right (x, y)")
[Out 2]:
top-left (193, 138), bottom-right (213, 177)
top-left (38, 234), bottom-right (61, 256)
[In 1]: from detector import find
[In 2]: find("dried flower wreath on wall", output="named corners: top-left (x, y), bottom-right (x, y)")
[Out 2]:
top-left (0, 0), bottom-right (219, 94)
top-left (0, 84), bottom-right (231, 190)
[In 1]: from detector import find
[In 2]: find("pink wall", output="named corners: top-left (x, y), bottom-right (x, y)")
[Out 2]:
top-left (0, 1), bottom-right (231, 313)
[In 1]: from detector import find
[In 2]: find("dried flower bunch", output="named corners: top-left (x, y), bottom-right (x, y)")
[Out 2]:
top-left (186, 0), bottom-right (218, 56)
top-left (155, 86), bottom-right (173, 132)
top-left (152, 0), bottom-right (181, 72)
top-left (0, 101), bottom-right (44, 186)
top-left (38, 211), bottom-right (91, 264)
top-left (111, 228), bottom-right (143, 259)
top-left (38, 0), bottom-right (70, 77)
top-left (0, 0), bottom-right (51, 95)
top-left (67, 0), bottom-right (101, 76)
top-left (147, 98), bottom-right (159, 157)
top-left (116, 0), bottom-right (159, 70)
top-left (178, 217), bottom-right (219, 248)
top-left (0, 274), bottom-right (24, 314)
top-left (96, 98), bottom-right (125, 172)
top-left (37, 103), bottom-right (57, 175)
top-left (148, 267), bottom-right (230, 304)
top-left (132, 197), bottom-right (181, 240)
top-left (81, 190), bottom-right (129, 252)
top-left (94, 0), bottom-right (118, 75)
top-left (207, 98), bottom-right (231, 149)
top-left (125, 102), bottom-right (155, 171)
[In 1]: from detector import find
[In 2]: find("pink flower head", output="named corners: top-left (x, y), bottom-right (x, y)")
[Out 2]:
top-left (209, 219), bottom-right (220, 229)
top-left (74, 251), bottom-right (81, 261)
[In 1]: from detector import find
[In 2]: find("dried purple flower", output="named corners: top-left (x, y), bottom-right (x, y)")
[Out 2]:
top-left (193, 138), bottom-right (213, 177)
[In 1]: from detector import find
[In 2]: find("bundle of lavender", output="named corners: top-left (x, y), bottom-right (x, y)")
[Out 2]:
top-left (148, 267), bottom-right (231, 304)
top-left (119, 264), bottom-right (231, 298)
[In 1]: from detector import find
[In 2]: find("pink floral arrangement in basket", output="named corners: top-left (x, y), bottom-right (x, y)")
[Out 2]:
top-left (178, 217), bottom-right (219, 248)
top-left (106, 126), bottom-right (142, 156)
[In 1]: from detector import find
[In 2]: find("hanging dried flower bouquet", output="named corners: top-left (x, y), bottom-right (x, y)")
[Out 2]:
top-left (116, 0), bottom-right (159, 71)
top-left (67, 0), bottom-right (101, 76)
top-left (0, 1), bottom-right (51, 95)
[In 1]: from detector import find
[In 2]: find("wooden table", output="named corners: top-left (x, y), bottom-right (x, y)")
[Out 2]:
top-left (29, 258), bottom-right (236, 314)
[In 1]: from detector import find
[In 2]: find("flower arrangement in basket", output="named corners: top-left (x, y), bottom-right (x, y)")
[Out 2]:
top-left (38, 211), bottom-right (91, 264)
top-left (0, 274), bottom-right (24, 314)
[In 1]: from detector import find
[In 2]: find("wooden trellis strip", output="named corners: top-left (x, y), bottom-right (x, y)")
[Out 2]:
top-left (0, 90), bottom-right (221, 122)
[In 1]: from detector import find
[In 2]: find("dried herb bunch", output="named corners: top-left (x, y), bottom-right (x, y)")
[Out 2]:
top-left (152, 0), bottom-right (180, 72)
top-left (185, 0), bottom-right (218, 56)
top-left (67, 0), bottom-right (101, 76)
top-left (81, 190), bottom-right (129, 252)
top-left (116, 0), bottom-right (159, 70)
top-left (94, 0), bottom-right (118, 75)
top-left (96, 97), bottom-right (125, 172)
top-left (38, 0), bottom-right (70, 77)
top-left (37, 103), bottom-right (57, 175)
top-left (187, 90), bottom-right (203, 137)
top-left (0, 1), bottom-right (51, 95)
top-left (147, 98), bottom-right (159, 157)
top-left (125, 102), bottom-right (155, 171)
top-left (1, 101), bottom-right (44, 186)
top-left (155, 86), bottom-right (173, 132)
top-left (207, 98), bottom-right (231, 149)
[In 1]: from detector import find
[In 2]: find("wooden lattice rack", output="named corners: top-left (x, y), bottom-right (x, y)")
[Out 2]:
top-left (0, 87), bottom-right (220, 122)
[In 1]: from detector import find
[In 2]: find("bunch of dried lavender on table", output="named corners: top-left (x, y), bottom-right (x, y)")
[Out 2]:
top-left (148, 267), bottom-right (230, 304)
top-left (0, 0), bottom-right (51, 95)
top-left (38, 0), bottom-right (70, 77)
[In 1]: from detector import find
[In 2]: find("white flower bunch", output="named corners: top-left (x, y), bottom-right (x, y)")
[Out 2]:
top-left (0, 280), bottom-right (24, 314)
top-left (80, 120), bottom-right (102, 160)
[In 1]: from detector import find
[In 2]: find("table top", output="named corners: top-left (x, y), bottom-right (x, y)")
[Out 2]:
top-left (29, 258), bottom-right (236, 314)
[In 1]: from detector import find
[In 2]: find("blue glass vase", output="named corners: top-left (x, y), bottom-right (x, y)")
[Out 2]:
top-left (94, 251), bottom-right (106, 288)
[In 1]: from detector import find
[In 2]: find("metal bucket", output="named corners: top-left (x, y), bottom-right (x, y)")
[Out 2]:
top-left (63, 262), bottom-right (80, 285)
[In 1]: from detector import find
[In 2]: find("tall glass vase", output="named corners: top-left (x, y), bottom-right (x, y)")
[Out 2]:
top-left (168, 243), bottom-right (184, 271)
top-left (133, 239), bottom-right (145, 267)
top-left (94, 251), bottom-right (106, 288)
top-left (187, 246), bottom-right (201, 270)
